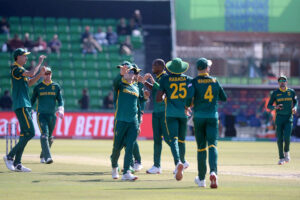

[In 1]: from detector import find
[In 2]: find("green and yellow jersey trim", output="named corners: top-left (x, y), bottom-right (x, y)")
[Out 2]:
top-left (42, 80), bottom-right (53, 86)
top-left (198, 73), bottom-right (209, 76)
top-left (279, 87), bottom-right (288, 92)
top-left (22, 108), bottom-right (30, 128)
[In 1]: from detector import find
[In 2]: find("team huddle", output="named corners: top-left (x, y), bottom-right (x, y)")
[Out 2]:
top-left (3, 48), bottom-right (298, 189)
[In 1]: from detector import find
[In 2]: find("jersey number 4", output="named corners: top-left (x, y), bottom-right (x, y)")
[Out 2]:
top-left (170, 83), bottom-right (187, 99)
top-left (204, 85), bottom-right (214, 102)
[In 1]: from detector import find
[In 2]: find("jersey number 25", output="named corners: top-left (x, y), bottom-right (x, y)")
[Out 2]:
top-left (170, 83), bottom-right (187, 99)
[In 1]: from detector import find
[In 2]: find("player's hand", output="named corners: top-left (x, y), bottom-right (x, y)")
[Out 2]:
top-left (144, 73), bottom-right (154, 83)
top-left (275, 104), bottom-right (283, 110)
top-left (38, 55), bottom-right (47, 64)
top-left (120, 65), bottom-right (129, 76)
top-left (56, 106), bottom-right (64, 119)
top-left (292, 107), bottom-right (297, 114)
top-left (137, 75), bottom-right (144, 83)
top-left (144, 90), bottom-right (150, 99)
top-left (185, 107), bottom-right (192, 117)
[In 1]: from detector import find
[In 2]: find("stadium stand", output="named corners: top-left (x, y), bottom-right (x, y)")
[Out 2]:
top-left (0, 16), bottom-right (143, 110)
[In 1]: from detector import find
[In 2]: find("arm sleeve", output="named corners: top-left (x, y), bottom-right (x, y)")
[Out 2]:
top-left (217, 81), bottom-right (227, 102)
top-left (31, 86), bottom-right (38, 107)
top-left (293, 90), bottom-right (298, 110)
top-left (56, 85), bottom-right (64, 107)
top-left (11, 66), bottom-right (25, 80)
top-left (267, 91), bottom-right (276, 110)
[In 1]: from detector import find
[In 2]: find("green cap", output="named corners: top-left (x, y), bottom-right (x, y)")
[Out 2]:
top-left (165, 58), bottom-right (189, 74)
top-left (131, 63), bottom-right (142, 74)
top-left (196, 57), bottom-right (212, 70)
top-left (278, 75), bottom-right (287, 82)
top-left (13, 48), bottom-right (31, 60)
top-left (117, 61), bottom-right (132, 68)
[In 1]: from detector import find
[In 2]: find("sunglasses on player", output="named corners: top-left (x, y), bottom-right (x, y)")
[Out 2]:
top-left (278, 79), bottom-right (286, 83)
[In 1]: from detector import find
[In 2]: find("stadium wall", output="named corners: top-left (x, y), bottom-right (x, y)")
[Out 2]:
top-left (0, 112), bottom-right (153, 139)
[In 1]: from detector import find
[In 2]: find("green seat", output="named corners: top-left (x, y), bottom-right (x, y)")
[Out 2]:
top-left (86, 70), bottom-right (99, 78)
top-left (81, 18), bottom-right (93, 26)
top-left (107, 45), bottom-right (119, 53)
top-left (120, 55), bottom-right (133, 62)
top-left (9, 17), bottom-right (19, 24)
top-left (33, 17), bottom-right (44, 26)
top-left (88, 80), bottom-right (101, 88)
top-left (72, 52), bottom-right (84, 61)
top-left (45, 26), bottom-right (56, 33)
top-left (58, 33), bottom-right (69, 42)
top-left (118, 35), bottom-right (127, 43)
top-left (22, 24), bottom-right (33, 33)
top-left (63, 88), bottom-right (76, 97)
top-left (85, 54), bottom-right (97, 61)
top-left (93, 18), bottom-right (105, 26)
top-left (57, 25), bottom-right (69, 34)
top-left (73, 60), bottom-right (85, 69)
top-left (69, 18), bottom-right (81, 26)
top-left (62, 79), bottom-right (74, 87)
top-left (74, 79), bottom-right (88, 89)
top-left (52, 70), bottom-right (61, 78)
top-left (69, 33), bottom-right (81, 42)
top-left (71, 43), bottom-right (82, 51)
top-left (47, 60), bottom-right (60, 67)
top-left (74, 69), bottom-right (85, 78)
top-left (57, 18), bottom-right (69, 26)
top-left (0, 52), bottom-right (11, 60)
top-left (60, 60), bottom-right (74, 69)
top-left (0, 59), bottom-right (10, 67)
top-left (21, 17), bottom-right (32, 25)
top-left (97, 53), bottom-right (108, 61)
top-left (109, 53), bottom-right (121, 61)
top-left (61, 43), bottom-right (71, 52)
top-left (131, 36), bottom-right (143, 49)
top-left (105, 18), bottom-right (117, 26)
top-left (45, 17), bottom-right (56, 25)
top-left (61, 69), bottom-right (74, 79)
top-left (34, 25), bottom-right (45, 34)
top-left (9, 25), bottom-right (21, 33)
top-left (85, 61), bottom-right (97, 69)
top-left (290, 78), bottom-right (300, 86)
top-left (69, 25), bottom-right (82, 34)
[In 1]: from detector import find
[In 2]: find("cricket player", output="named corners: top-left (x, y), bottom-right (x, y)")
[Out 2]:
top-left (267, 75), bottom-right (298, 165)
top-left (143, 59), bottom-right (171, 174)
top-left (156, 57), bottom-right (192, 181)
top-left (3, 48), bottom-right (46, 172)
top-left (31, 67), bottom-right (64, 164)
top-left (110, 63), bottom-right (146, 181)
top-left (186, 58), bottom-right (227, 188)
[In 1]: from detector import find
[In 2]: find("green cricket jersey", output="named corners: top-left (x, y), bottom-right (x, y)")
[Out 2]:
top-left (152, 71), bottom-right (167, 113)
top-left (159, 73), bottom-right (192, 118)
top-left (113, 75), bottom-right (144, 123)
top-left (267, 88), bottom-right (298, 116)
top-left (10, 62), bottom-right (31, 110)
top-left (187, 73), bottom-right (227, 118)
top-left (31, 81), bottom-right (64, 114)
top-left (137, 82), bottom-right (147, 124)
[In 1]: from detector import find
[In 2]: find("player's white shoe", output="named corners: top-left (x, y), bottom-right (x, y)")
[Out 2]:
top-left (284, 152), bottom-right (290, 163)
top-left (278, 158), bottom-right (285, 165)
top-left (210, 172), bottom-right (218, 188)
top-left (112, 167), bottom-right (119, 179)
top-left (14, 164), bottom-right (31, 172)
top-left (183, 161), bottom-right (190, 169)
top-left (133, 163), bottom-right (143, 172)
top-left (122, 170), bottom-right (138, 181)
top-left (194, 176), bottom-right (206, 187)
top-left (45, 158), bottom-right (53, 164)
top-left (3, 155), bottom-right (15, 171)
top-left (40, 158), bottom-right (45, 163)
top-left (174, 162), bottom-right (184, 181)
top-left (146, 166), bottom-right (162, 174)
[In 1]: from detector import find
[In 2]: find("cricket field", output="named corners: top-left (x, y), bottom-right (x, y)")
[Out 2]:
top-left (0, 139), bottom-right (300, 200)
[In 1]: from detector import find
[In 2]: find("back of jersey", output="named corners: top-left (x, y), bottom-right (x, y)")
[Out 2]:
top-left (192, 75), bottom-right (227, 118)
top-left (160, 73), bottom-right (191, 118)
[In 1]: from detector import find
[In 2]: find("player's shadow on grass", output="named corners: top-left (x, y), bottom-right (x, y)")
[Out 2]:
top-left (105, 186), bottom-right (195, 190)
top-left (46, 171), bottom-right (111, 176)
top-left (221, 164), bottom-right (275, 166)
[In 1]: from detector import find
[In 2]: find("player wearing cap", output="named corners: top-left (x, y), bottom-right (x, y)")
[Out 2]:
top-left (156, 58), bottom-right (192, 181)
top-left (267, 75), bottom-right (298, 165)
top-left (186, 58), bottom-right (227, 188)
top-left (110, 62), bottom-right (147, 181)
top-left (31, 67), bottom-right (64, 164)
top-left (3, 48), bottom-right (46, 172)
top-left (143, 59), bottom-right (171, 174)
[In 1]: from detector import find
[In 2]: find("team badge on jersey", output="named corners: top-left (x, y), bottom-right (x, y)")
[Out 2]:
top-left (52, 85), bottom-right (55, 90)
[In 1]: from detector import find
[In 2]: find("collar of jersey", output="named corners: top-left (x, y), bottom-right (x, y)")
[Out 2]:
top-left (42, 80), bottom-right (52, 86)
top-left (198, 73), bottom-right (209, 76)
top-left (13, 62), bottom-right (23, 68)
top-left (122, 78), bottom-right (135, 85)
top-left (279, 87), bottom-right (287, 92)
top-left (156, 71), bottom-right (166, 78)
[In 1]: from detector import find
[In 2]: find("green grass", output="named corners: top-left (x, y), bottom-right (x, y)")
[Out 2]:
top-left (1, 140), bottom-right (300, 200)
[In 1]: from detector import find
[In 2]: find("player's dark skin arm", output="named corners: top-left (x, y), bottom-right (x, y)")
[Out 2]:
top-left (23, 55), bottom-right (46, 78)
top-left (144, 81), bottom-right (153, 90)
top-left (28, 68), bottom-right (45, 87)
top-left (156, 90), bottom-right (164, 102)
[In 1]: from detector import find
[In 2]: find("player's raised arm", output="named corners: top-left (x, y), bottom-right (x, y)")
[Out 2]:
top-left (28, 66), bottom-right (46, 87)
top-left (23, 55), bottom-right (46, 78)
